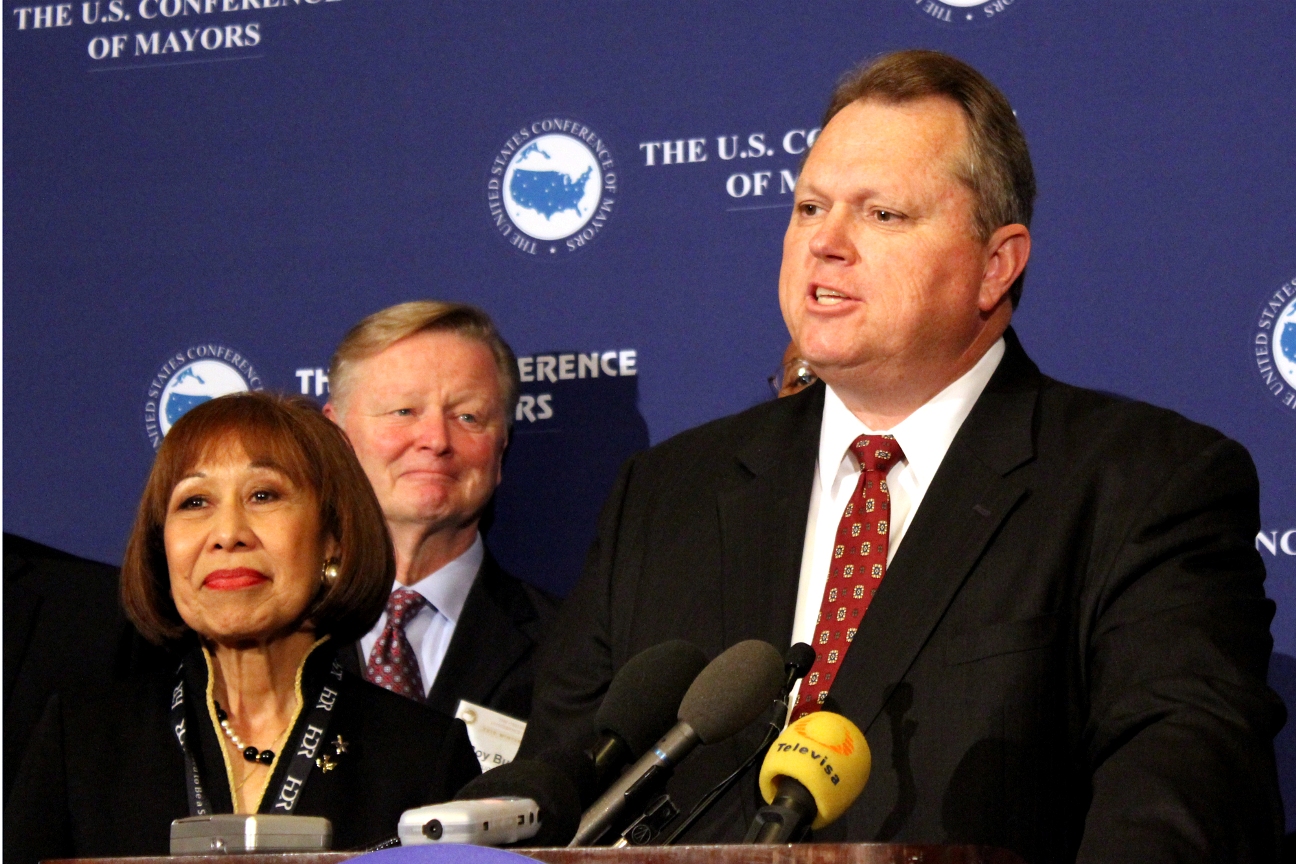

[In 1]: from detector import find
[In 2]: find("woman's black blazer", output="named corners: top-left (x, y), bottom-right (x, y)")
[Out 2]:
top-left (5, 641), bottom-right (482, 864)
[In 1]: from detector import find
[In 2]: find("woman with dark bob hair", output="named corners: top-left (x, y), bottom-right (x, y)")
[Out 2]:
top-left (7, 393), bottom-right (481, 863)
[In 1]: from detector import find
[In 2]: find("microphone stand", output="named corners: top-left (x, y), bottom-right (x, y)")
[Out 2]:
top-left (657, 643), bottom-right (814, 846)
top-left (657, 696), bottom-right (785, 845)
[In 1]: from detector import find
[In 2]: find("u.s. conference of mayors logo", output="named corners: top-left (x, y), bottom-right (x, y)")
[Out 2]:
top-left (487, 118), bottom-right (617, 257)
top-left (144, 344), bottom-right (264, 449)
top-left (905, 0), bottom-right (1023, 26)
top-left (1252, 275), bottom-right (1296, 414)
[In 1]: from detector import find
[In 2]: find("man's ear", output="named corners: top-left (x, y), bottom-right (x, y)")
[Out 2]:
top-left (493, 428), bottom-right (509, 489)
top-left (322, 401), bottom-right (339, 423)
top-left (979, 223), bottom-right (1031, 312)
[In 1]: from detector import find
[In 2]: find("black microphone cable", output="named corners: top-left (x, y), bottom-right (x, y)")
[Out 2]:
top-left (658, 642), bottom-right (815, 845)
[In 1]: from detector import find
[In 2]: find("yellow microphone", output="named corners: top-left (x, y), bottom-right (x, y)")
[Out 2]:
top-left (743, 711), bottom-right (871, 843)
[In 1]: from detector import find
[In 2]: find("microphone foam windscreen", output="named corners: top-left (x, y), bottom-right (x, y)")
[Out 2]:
top-left (595, 639), bottom-right (708, 757)
top-left (759, 711), bottom-right (871, 829)
top-left (453, 757), bottom-right (582, 846)
top-left (677, 639), bottom-right (784, 744)
top-left (784, 642), bottom-right (817, 681)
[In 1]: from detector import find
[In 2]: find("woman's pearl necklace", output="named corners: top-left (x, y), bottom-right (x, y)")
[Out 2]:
top-left (215, 702), bottom-right (276, 765)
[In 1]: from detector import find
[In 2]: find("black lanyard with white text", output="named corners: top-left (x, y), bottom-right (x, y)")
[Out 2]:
top-left (170, 656), bottom-right (345, 816)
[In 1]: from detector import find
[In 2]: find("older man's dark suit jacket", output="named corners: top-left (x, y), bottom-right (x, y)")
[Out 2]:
top-left (341, 551), bottom-right (555, 720)
top-left (522, 330), bottom-right (1285, 863)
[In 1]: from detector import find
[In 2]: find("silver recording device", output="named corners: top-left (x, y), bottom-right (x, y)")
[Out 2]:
top-left (170, 814), bottom-right (332, 855)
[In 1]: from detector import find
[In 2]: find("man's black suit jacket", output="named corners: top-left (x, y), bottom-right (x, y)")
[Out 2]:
top-left (341, 551), bottom-right (555, 720)
top-left (523, 331), bottom-right (1285, 862)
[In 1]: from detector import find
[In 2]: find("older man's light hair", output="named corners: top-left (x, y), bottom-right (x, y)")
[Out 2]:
top-left (328, 301), bottom-right (520, 428)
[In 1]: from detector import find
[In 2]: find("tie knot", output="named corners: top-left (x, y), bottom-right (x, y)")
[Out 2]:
top-left (385, 588), bottom-right (427, 628)
top-left (851, 434), bottom-right (904, 474)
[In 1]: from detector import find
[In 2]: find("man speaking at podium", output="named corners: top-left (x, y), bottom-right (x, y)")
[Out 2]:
top-left (524, 51), bottom-right (1284, 860)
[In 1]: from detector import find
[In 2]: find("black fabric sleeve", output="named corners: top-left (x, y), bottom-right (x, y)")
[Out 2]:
top-left (437, 717), bottom-right (483, 800)
top-left (1078, 437), bottom-right (1286, 863)
top-left (4, 694), bottom-right (74, 864)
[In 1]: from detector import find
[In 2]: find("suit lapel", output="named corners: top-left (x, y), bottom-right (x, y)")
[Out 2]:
top-left (717, 384), bottom-right (824, 649)
top-left (830, 331), bottom-right (1041, 734)
top-left (425, 554), bottom-right (533, 717)
top-left (336, 640), bottom-right (363, 677)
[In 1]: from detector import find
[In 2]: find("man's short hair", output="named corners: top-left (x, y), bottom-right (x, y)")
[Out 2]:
top-left (824, 49), bottom-right (1036, 307)
top-left (121, 392), bottom-right (394, 645)
top-left (328, 301), bottom-right (521, 428)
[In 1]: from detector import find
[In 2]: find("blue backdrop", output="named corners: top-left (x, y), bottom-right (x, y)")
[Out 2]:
top-left (5, 0), bottom-right (1294, 829)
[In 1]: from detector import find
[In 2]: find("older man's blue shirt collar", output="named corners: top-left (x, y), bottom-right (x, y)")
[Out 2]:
top-left (403, 533), bottom-right (483, 623)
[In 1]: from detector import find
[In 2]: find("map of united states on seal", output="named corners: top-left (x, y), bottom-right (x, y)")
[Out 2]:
top-left (508, 145), bottom-right (592, 219)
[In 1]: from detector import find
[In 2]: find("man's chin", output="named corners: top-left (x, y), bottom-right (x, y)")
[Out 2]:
top-left (386, 501), bottom-right (458, 528)
top-left (797, 345), bottom-right (879, 378)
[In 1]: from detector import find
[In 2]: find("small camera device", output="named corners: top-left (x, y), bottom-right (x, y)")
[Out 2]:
top-left (397, 797), bottom-right (540, 847)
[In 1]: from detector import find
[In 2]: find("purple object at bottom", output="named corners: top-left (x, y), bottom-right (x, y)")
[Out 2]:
top-left (350, 845), bottom-right (539, 864)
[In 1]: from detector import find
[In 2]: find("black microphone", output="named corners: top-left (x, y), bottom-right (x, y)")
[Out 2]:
top-left (748, 777), bottom-right (819, 843)
top-left (456, 640), bottom-right (709, 847)
top-left (588, 640), bottom-right (708, 793)
top-left (452, 745), bottom-right (594, 847)
top-left (570, 639), bottom-right (785, 846)
top-left (658, 641), bottom-right (817, 845)
top-left (782, 642), bottom-right (817, 695)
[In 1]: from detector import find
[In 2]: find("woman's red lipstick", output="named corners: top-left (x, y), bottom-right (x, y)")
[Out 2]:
top-left (203, 568), bottom-right (268, 590)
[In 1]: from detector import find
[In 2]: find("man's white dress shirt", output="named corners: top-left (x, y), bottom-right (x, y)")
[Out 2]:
top-left (359, 533), bottom-right (483, 698)
top-left (788, 339), bottom-right (1005, 707)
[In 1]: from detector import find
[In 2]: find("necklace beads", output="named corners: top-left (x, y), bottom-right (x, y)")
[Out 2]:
top-left (214, 702), bottom-right (276, 765)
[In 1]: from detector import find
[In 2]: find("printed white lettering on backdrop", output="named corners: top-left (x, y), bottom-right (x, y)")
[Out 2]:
top-left (637, 129), bottom-right (820, 211)
top-left (1252, 276), bottom-right (1296, 413)
top-left (903, 0), bottom-right (1025, 28)
top-left (144, 344), bottom-right (263, 449)
top-left (294, 349), bottom-right (638, 426)
top-left (8, 0), bottom-right (343, 67)
top-left (1257, 530), bottom-right (1296, 557)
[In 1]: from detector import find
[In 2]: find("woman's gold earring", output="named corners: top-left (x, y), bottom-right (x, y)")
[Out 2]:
top-left (321, 557), bottom-right (341, 585)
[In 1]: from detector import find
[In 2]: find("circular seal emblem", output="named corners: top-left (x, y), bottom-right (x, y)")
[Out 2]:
top-left (903, 0), bottom-right (1024, 27)
top-left (1252, 275), bottom-right (1296, 414)
top-left (144, 344), bottom-right (264, 449)
top-left (486, 118), bottom-right (617, 257)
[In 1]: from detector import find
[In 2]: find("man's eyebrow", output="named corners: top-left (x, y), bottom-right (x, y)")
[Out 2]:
top-left (795, 177), bottom-right (825, 198)
top-left (796, 178), bottom-right (879, 205)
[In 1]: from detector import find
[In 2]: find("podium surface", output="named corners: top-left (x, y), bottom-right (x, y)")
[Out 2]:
top-left (49, 845), bottom-right (1025, 864)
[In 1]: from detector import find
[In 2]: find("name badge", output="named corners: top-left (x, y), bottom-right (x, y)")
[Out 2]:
top-left (455, 700), bottom-right (525, 771)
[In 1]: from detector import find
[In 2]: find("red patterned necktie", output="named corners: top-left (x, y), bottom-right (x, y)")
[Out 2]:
top-left (791, 433), bottom-right (905, 721)
top-left (364, 588), bottom-right (428, 703)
